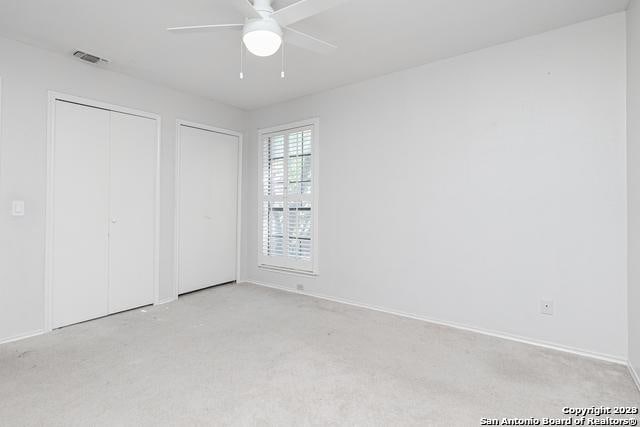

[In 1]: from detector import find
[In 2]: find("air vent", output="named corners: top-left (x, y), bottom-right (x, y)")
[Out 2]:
top-left (73, 50), bottom-right (109, 64)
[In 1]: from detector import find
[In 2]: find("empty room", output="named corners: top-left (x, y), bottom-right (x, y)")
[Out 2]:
top-left (1, 0), bottom-right (640, 425)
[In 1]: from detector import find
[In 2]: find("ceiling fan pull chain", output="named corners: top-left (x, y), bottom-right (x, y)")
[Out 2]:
top-left (281, 42), bottom-right (285, 79)
top-left (240, 38), bottom-right (245, 80)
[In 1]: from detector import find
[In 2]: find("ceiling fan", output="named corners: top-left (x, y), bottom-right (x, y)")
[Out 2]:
top-left (168, 0), bottom-right (346, 62)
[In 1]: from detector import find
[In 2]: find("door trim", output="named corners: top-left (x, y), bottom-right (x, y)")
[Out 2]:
top-left (174, 119), bottom-right (243, 300)
top-left (45, 92), bottom-right (161, 332)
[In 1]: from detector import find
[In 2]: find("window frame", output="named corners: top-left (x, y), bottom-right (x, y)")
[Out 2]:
top-left (257, 118), bottom-right (319, 276)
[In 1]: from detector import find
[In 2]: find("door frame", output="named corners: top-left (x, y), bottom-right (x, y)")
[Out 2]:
top-left (174, 119), bottom-right (243, 300)
top-left (45, 92), bottom-right (162, 332)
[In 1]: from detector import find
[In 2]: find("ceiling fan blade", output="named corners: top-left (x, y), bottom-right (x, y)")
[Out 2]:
top-left (232, 0), bottom-right (262, 19)
top-left (272, 0), bottom-right (347, 26)
top-left (284, 27), bottom-right (337, 54)
top-left (167, 24), bottom-right (244, 33)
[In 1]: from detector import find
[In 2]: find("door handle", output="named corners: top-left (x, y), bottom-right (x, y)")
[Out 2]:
top-left (111, 218), bottom-right (117, 224)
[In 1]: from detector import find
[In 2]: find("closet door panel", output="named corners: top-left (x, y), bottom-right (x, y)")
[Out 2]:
top-left (52, 101), bottom-right (110, 328)
top-left (108, 112), bottom-right (156, 313)
top-left (178, 126), bottom-right (238, 294)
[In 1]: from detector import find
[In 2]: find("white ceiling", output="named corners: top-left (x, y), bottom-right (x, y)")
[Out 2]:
top-left (0, 0), bottom-right (629, 110)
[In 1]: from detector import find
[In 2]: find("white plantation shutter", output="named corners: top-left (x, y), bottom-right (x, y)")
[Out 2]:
top-left (262, 134), bottom-right (285, 258)
top-left (260, 123), bottom-right (316, 273)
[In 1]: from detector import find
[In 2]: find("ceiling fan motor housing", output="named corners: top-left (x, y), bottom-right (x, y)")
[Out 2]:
top-left (243, 17), bottom-right (282, 38)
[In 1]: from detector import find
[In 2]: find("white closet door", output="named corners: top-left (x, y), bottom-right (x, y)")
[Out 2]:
top-left (108, 112), bottom-right (157, 313)
top-left (52, 101), bottom-right (110, 328)
top-left (178, 125), bottom-right (238, 294)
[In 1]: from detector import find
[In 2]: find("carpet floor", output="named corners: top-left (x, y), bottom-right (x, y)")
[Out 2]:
top-left (0, 282), bottom-right (638, 426)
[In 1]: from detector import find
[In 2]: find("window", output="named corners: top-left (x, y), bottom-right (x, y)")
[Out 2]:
top-left (259, 120), bottom-right (318, 274)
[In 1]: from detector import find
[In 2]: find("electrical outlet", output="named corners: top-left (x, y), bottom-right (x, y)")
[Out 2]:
top-left (296, 284), bottom-right (304, 291)
top-left (540, 300), bottom-right (554, 316)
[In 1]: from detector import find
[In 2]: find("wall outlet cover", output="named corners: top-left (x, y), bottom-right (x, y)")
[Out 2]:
top-left (540, 300), bottom-right (554, 316)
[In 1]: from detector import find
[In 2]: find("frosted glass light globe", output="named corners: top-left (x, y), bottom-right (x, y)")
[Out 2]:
top-left (242, 19), bottom-right (283, 57)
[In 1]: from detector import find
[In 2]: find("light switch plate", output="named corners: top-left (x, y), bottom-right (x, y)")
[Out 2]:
top-left (11, 200), bottom-right (25, 216)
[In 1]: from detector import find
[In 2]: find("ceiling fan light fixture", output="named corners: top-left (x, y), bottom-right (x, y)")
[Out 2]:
top-left (242, 19), bottom-right (282, 57)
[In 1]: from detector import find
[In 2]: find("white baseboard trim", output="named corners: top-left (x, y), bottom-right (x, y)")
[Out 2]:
top-left (628, 362), bottom-right (640, 392)
top-left (155, 297), bottom-right (177, 306)
top-left (246, 280), bottom-right (627, 365)
top-left (0, 329), bottom-right (45, 345)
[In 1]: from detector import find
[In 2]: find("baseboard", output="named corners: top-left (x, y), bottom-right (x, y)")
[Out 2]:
top-left (628, 362), bottom-right (640, 392)
top-left (0, 329), bottom-right (45, 345)
top-left (155, 297), bottom-right (177, 306)
top-left (245, 280), bottom-right (626, 365)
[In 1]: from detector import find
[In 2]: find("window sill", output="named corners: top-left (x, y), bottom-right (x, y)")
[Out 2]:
top-left (258, 264), bottom-right (318, 277)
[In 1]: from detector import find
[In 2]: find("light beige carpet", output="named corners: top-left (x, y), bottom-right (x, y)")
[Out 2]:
top-left (0, 282), bottom-right (638, 426)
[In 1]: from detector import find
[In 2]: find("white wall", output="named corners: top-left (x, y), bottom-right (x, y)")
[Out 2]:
top-left (244, 14), bottom-right (628, 360)
top-left (627, 0), bottom-right (640, 381)
top-left (0, 36), bottom-right (246, 342)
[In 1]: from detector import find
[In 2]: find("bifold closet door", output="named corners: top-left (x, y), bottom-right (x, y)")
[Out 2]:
top-left (52, 101), bottom-right (110, 328)
top-left (178, 125), bottom-right (238, 294)
top-left (52, 102), bottom-right (157, 328)
top-left (108, 112), bottom-right (156, 313)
